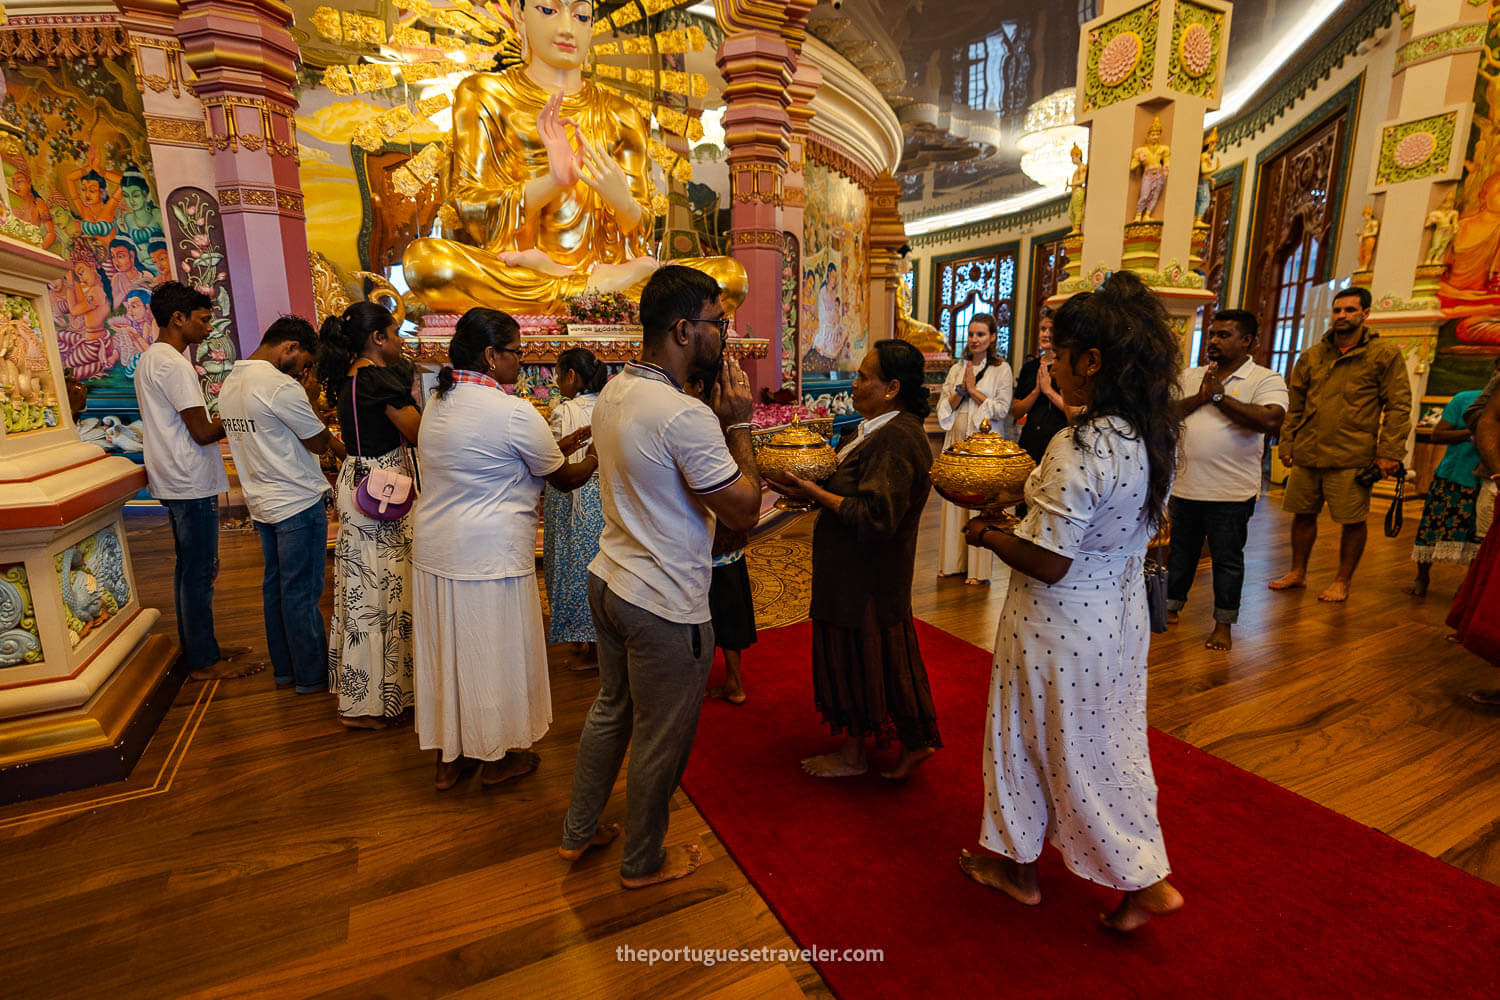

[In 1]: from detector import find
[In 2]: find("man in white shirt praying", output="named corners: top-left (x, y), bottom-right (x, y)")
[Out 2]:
top-left (559, 265), bottom-right (761, 889)
top-left (135, 281), bottom-right (254, 680)
top-left (218, 317), bottom-right (336, 694)
top-left (1168, 309), bottom-right (1288, 650)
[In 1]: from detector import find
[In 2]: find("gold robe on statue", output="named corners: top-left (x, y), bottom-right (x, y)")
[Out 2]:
top-left (404, 68), bottom-right (745, 315)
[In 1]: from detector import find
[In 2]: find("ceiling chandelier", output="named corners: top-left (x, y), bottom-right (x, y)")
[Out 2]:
top-left (1017, 89), bottom-right (1089, 191)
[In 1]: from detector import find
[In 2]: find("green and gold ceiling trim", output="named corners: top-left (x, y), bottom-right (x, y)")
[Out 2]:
top-left (1395, 22), bottom-right (1487, 74)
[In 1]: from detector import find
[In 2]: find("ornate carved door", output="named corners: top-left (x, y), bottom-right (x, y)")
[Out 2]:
top-left (1245, 109), bottom-right (1349, 374)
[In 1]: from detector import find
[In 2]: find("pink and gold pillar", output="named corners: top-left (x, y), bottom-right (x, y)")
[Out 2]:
top-left (175, 0), bottom-right (312, 351)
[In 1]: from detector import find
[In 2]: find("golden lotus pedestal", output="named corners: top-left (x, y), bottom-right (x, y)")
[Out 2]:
top-left (754, 419), bottom-right (838, 512)
top-left (929, 420), bottom-right (1036, 535)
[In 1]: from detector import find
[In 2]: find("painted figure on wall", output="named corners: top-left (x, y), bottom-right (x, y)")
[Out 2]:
top-left (799, 162), bottom-right (869, 374)
top-left (1131, 116), bottom-right (1170, 222)
top-left (1, 59), bottom-right (170, 418)
top-left (1426, 191), bottom-right (1459, 266)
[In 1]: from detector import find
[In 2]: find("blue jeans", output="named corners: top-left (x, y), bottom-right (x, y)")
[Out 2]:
top-left (163, 496), bottom-right (222, 672)
top-left (1166, 496), bottom-right (1256, 624)
top-left (254, 501), bottom-right (329, 692)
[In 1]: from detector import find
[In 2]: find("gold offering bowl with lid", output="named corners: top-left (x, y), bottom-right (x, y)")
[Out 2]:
top-left (755, 417), bottom-right (838, 511)
top-left (930, 419), bottom-right (1037, 532)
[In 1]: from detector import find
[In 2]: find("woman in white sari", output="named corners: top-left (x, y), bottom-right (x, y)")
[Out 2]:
top-left (936, 314), bottom-right (1013, 584)
top-left (957, 271), bottom-right (1185, 932)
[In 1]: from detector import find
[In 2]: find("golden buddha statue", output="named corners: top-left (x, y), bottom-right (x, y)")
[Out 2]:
top-left (403, 0), bottom-right (747, 315)
top-left (894, 245), bottom-right (947, 356)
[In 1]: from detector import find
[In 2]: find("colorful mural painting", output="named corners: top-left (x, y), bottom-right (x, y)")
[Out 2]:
top-left (1435, 0), bottom-right (1500, 395)
top-left (799, 163), bottom-right (869, 376)
top-left (1, 58), bottom-right (184, 452)
top-left (52, 524), bottom-right (130, 649)
top-left (164, 188), bottom-right (238, 412)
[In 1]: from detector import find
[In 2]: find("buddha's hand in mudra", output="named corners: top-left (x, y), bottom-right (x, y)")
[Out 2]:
top-left (578, 135), bottom-right (640, 228)
top-left (538, 91), bottom-right (580, 188)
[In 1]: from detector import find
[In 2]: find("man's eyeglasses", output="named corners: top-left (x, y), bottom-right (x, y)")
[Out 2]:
top-left (685, 316), bottom-right (731, 340)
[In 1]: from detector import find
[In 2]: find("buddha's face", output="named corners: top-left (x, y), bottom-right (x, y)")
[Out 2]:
top-left (80, 179), bottom-right (103, 206)
top-left (516, 0), bottom-right (593, 72)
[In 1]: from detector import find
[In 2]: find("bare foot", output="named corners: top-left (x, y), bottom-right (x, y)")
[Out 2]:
top-left (620, 843), bottom-right (703, 889)
top-left (1467, 688), bottom-right (1500, 708)
top-left (558, 822), bottom-right (623, 861)
top-left (1165, 609), bottom-right (1179, 626)
top-left (964, 577), bottom-right (984, 586)
top-left (1267, 572), bottom-right (1306, 591)
top-left (220, 645), bottom-right (254, 659)
top-left (1204, 623), bottom-right (1232, 651)
top-left (1318, 580), bottom-right (1351, 603)
top-left (339, 715), bottom-right (391, 730)
top-left (480, 750), bottom-right (541, 786)
top-left (499, 248), bottom-right (573, 277)
top-left (801, 751), bottom-right (868, 778)
top-left (957, 849), bottom-right (1041, 905)
top-left (880, 746), bottom-right (936, 780)
top-left (1401, 580), bottom-right (1428, 598)
top-left (1100, 879), bottom-right (1184, 932)
top-left (189, 658), bottom-right (267, 681)
top-left (707, 683), bottom-right (747, 705)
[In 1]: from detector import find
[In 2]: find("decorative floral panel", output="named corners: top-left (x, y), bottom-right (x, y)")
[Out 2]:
top-left (0, 563), bottom-right (44, 668)
top-left (1168, 1), bottom-right (1225, 101)
top-left (1081, 1), bottom-right (1160, 116)
top-left (164, 187), bottom-right (239, 414)
top-left (53, 524), bottom-right (130, 648)
top-left (0, 294), bottom-right (60, 434)
top-left (1373, 110), bottom-right (1460, 188)
top-left (781, 231), bottom-right (800, 392)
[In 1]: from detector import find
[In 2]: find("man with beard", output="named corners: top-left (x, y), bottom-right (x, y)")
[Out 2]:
top-left (1271, 286), bottom-right (1412, 602)
top-left (1167, 310), bottom-right (1287, 649)
top-left (559, 265), bottom-right (760, 889)
top-left (218, 316), bottom-right (336, 694)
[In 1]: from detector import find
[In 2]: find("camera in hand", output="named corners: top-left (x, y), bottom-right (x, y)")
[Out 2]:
top-left (1354, 462), bottom-right (1405, 489)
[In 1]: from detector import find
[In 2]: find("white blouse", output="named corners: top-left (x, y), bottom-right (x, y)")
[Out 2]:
top-left (937, 358), bottom-right (1014, 436)
top-left (548, 392), bottom-right (597, 464)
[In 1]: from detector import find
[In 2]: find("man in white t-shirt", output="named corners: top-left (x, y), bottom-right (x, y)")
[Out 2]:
top-left (136, 281), bottom-right (255, 680)
top-left (218, 316), bottom-right (336, 694)
top-left (1168, 309), bottom-right (1289, 651)
top-left (560, 265), bottom-right (761, 889)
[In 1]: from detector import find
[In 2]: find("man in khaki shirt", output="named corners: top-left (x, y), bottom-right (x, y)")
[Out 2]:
top-left (1269, 286), bottom-right (1412, 602)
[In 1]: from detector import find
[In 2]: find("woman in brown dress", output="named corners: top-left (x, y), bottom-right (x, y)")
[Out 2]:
top-left (775, 339), bottom-right (940, 779)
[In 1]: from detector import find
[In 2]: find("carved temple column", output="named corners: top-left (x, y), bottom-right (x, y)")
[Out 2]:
top-left (713, 0), bottom-right (817, 393)
top-left (777, 60), bottom-right (818, 392)
top-left (715, 32), bottom-right (794, 392)
top-left (867, 171), bottom-right (905, 345)
top-left (1361, 0), bottom-right (1488, 449)
top-left (175, 0), bottom-right (312, 352)
top-left (1061, 0), bottom-right (1232, 354)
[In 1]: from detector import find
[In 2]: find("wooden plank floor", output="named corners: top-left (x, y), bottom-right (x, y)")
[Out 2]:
top-left (0, 479), bottom-right (1495, 999)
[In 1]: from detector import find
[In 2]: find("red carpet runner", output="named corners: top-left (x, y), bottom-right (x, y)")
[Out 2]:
top-left (681, 620), bottom-right (1500, 998)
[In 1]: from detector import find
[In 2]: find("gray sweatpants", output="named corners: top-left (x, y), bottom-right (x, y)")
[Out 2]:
top-left (561, 574), bottom-right (715, 878)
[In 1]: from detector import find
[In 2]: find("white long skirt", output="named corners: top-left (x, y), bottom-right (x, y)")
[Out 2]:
top-left (937, 406), bottom-right (995, 580)
top-left (414, 569), bottom-right (552, 763)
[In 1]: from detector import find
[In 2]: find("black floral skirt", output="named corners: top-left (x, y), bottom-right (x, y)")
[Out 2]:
top-left (1413, 475), bottom-right (1480, 565)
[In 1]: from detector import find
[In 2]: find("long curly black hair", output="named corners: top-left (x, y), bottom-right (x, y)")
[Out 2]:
top-left (1051, 270), bottom-right (1181, 529)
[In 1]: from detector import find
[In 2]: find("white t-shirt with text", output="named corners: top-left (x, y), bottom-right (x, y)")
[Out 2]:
top-left (217, 359), bottom-right (330, 524)
top-left (134, 342), bottom-right (229, 500)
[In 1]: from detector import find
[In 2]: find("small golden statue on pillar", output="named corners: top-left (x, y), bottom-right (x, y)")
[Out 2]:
top-left (1352, 203), bottom-right (1379, 288)
top-left (1130, 116), bottom-right (1170, 222)
top-left (1067, 143), bottom-right (1088, 235)
top-left (1423, 190), bottom-right (1458, 267)
top-left (402, 1), bottom-right (746, 316)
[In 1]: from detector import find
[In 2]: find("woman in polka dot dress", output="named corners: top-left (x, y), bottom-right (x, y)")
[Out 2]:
top-left (956, 270), bottom-right (1185, 932)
